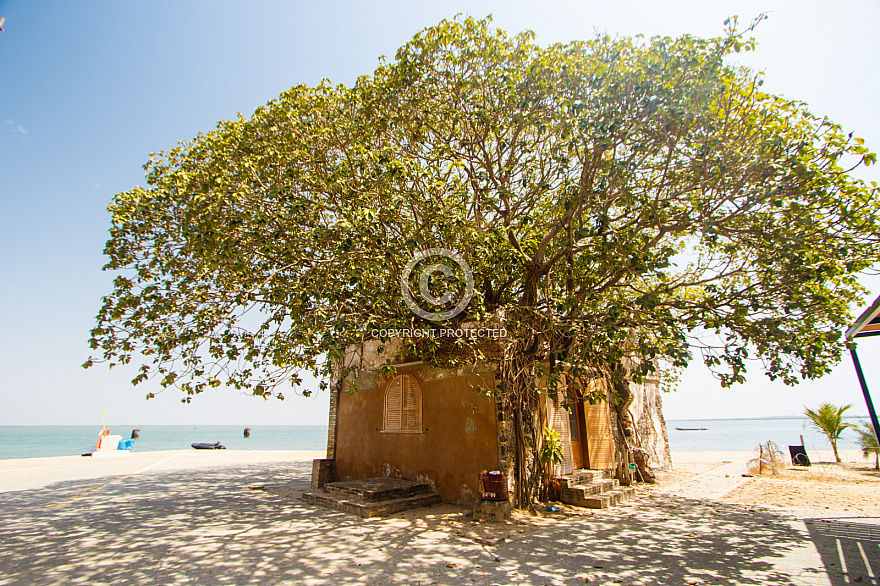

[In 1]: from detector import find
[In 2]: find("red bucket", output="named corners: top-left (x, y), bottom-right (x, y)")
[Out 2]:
top-left (478, 471), bottom-right (508, 501)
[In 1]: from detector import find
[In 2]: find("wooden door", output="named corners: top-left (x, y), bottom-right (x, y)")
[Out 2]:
top-left (583, 394), bottom-right (615, 470)
top-left (567, 392), bottom-right (589, 470)
top-left (546, 394), bottom-right (575, 475)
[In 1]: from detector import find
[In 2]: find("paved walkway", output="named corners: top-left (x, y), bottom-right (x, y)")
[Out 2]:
top-left (659, 451), bottom-right (755, 500)
top-left (0, 451), bottom-right (876, 585)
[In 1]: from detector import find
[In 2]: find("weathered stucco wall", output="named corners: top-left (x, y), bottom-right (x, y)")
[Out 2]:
top-left (334, 369), bottom-right (500, 505)
top-left (626, 377), bottom-right (673, 471)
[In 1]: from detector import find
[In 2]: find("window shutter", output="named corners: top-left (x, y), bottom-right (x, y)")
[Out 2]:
top-left (384, 377), bottom-right (402, 430)
top-left (383, 373), bottom-right (422, 432)
top-left (402, 375), bottom-right (421, 430)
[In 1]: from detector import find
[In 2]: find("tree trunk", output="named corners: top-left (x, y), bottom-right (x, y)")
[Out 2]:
top-left (521, 264), bottom-right (542, 306)
top-left (612, 370), bottom-right (635, 439)
top-left (501, 342), bottom-right (541, 510)
top-left (831, 438), bottom-right (841, 463)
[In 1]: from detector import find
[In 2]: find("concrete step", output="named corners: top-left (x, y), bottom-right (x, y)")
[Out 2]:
top-left (559, 470), bottom-right (637, 509)
top-left (560, 479), bottom-right (619, 502)
top-left (323, 478), bottom-right (433, 502)
top-left (301, 489), bottom-right (441, 518)
top-left (568, 487), bottom-right (637, 509)
top-left (556, 469), bottom-right (604, 489)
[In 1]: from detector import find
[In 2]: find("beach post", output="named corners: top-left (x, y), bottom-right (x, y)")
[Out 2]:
top-left (845, 295), bottom-right (880, 449)
top-left (848, 345), bottom-right (880, 448)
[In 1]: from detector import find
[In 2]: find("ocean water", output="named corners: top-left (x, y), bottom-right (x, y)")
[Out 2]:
top-left (0, 418), bottom-right (871, 460)
top-left (0, 425), bottom-right (328, 460)
top-left (666, 417), bottom-right (870, 453)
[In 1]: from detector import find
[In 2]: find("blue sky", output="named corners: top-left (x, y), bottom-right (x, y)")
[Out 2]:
top-left (1, 0), bottom-right (879, 426)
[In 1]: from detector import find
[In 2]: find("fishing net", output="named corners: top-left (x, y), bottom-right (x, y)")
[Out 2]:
top-left (747, 441), bottom-right (786, 476)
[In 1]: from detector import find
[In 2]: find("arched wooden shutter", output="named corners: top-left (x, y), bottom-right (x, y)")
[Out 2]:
top-left (401, 375), bottom-right (421, 430)
top-left (384, 377), bottom-right (403, 430)
top-left (384, 373), bottom-right (422, 431)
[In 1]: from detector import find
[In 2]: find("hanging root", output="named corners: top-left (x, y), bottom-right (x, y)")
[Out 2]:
top-left (501, 342), bottom-right (541, 511)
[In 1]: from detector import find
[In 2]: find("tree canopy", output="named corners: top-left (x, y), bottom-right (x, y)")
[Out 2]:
top-left (88, 16), bottom-right (880, 404)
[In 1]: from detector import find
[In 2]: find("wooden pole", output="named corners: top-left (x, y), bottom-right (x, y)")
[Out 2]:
top-left (849, 345), bottom-right (880, 450)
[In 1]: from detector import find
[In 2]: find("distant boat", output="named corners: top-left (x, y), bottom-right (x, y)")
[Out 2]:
top-left (675, 427), bottom-right (708, 431)
top-left (192, 442), bottom-right (226, 450)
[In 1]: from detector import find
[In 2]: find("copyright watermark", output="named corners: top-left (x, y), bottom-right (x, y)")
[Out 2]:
top-left (370, 327), bottom-right (508, 339)
top-left (401, 248), bottom-right (474, 322)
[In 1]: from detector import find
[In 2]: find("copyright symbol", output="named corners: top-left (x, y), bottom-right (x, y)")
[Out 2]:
top-left (401, 248), bottom-right (474, 322)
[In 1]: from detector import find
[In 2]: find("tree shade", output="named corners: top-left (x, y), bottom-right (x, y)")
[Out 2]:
top-left (87, 16), bottom-right (880, 506)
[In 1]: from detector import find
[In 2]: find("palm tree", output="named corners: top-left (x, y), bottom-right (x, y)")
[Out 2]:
top-left (804, 403), bottom-right (852, 463)
top-left (854, 422), bottom-right (880, 470)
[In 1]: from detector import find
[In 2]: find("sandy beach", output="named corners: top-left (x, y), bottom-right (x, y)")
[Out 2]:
top-left (0, 449), bottom-right (877, 585)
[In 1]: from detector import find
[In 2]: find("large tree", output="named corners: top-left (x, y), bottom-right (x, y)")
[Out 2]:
top-left (87, 16), bottom-right (880, 507)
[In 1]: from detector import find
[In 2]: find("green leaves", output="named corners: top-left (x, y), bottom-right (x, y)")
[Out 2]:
top-left (804, 402), bottom-right (853, 462)
top-left (89, 15), bottom-right (880, 401)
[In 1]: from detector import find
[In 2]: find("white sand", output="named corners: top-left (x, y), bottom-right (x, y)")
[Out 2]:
top-left (0, 447), bottom-right (867, 495)
top-left (0, 449), bottom-right (324, 492)
top-left (0, 449), bottom-right (876, 584)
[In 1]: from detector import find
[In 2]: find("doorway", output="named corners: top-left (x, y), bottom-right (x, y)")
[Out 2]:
top-left (567, 389), bottom-right (589, 470)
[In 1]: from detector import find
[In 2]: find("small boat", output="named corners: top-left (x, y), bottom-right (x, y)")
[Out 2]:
top-left (192, 441), bottom-right (226, 450)
top-left (675, 427), bottom-right (708, 431)
top-left (82, 427), bottom-right (132, 457)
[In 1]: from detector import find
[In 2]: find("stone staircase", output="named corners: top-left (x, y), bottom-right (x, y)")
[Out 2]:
top-left (557, 469), bottom-right (636, 509)
top-left (301, 478), bottom-right (441, 518)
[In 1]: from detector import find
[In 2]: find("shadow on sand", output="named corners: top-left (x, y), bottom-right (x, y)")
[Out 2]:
top-left (804, 517), bottom-right (880, 585)
top-left (0, 462), bottom-right (867, 585)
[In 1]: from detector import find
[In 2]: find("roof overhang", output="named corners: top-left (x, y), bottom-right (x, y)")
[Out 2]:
top-left (846, 295), bottom-right (880, 340)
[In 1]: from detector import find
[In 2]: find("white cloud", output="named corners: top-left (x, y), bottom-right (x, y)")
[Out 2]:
top-left (4, 117), bottom-right (27, 134)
